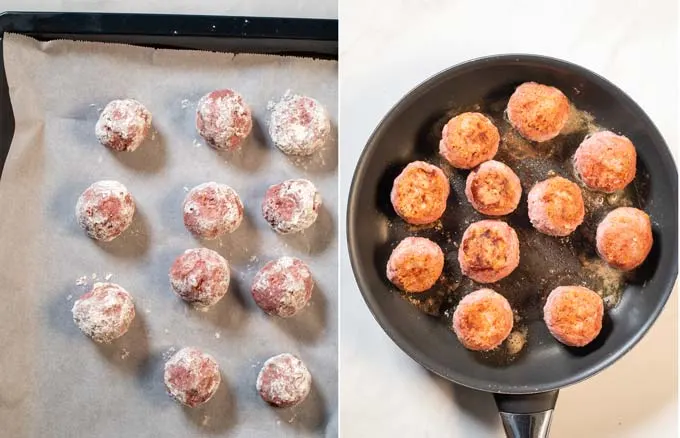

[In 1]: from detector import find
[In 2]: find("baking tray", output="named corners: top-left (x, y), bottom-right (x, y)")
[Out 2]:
top-left (0, 11), bottom-right (338, 438)
top-left (0, 11), bottom-right (338, 176)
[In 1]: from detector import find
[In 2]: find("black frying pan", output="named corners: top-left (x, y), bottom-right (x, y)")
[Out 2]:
top-left (346, 55), bottom-right (678, 437)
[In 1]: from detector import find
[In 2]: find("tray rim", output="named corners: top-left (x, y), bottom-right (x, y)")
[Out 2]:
top-left (0, 11), bottom-right (338, 47)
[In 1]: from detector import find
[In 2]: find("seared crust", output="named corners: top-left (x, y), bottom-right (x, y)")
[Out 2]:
top-left (386, 237), bottom-right (444, 293)
top-left (439, 112), bottom-right (500, 169)
top-left (596, 207), bottom-right (653, 271)
top-left (574, 131), bottom-right (636, 193)
top-left (544, 286), bottom-right (603, 347)
top-left (507, 82), bottom-right (570, 142)
top-left (390, 161), bottom-right (450, 225)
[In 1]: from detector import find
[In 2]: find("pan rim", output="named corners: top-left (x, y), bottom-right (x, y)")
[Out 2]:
top-left (346, 53), bottom-right (678, 394)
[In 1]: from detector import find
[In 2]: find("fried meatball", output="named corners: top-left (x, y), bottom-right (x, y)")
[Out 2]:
top-left (71, 282), bottom-right (135, 343)
top-left (527, 176), bottom-right (584, 236)
top-left (390, 161), bottom-right (450, 225)
top-left (164, 347), bottom-right (221, 407)
top-left (465, 160), bottom-right (522, 216)
top-left (574, 131), bottom-right (637, 193)
top-left (596, 207), bottom-right (653, 271)
top-left (262, 179), bottom-right (321, 234)
top-left (75, 180), bottom-right (135, 242)
top-left (196, 89), bottom-right (252, 150)
top-left (439, 112), bottom-right (500, 169)
top-left (95, 99), bottom-right (152, 152)
top-left (269, 93), bottom-right (331, 156)
top-left (543, 286), bottom-right (604, 347)
top-left (507, 82), bottom-right (570, 142)
top-left (183, 182), bottom-right (243, 240)
top-left (458, 220), bottom-right (520, 284)
top-left (251, 257), bottom-right (314, 317)
top-left (256, 353), bottom-right (312, 408)
top-left (452, 289), bottom-right (514, 351)
top-left (169, 248), bottom-right (230, 309)
top-left (386, 237), bottom-right (444, 293)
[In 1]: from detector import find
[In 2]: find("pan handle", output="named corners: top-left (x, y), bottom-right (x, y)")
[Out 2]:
top-left (494, 391), bottom-right (559, 438)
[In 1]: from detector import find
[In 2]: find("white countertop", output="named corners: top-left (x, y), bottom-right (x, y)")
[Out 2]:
top-left (339, 1), bottom-right (678, 437)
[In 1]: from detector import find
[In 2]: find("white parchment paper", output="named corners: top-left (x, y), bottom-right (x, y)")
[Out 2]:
top-left (0, 33), bottom-right (337, 438)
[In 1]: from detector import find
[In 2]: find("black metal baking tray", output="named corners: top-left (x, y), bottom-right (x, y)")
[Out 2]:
top-left (0, 11), bottom-right (338, 175)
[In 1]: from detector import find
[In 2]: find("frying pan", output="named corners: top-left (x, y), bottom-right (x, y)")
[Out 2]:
top-left (346, 55), bottom-right (678, 438)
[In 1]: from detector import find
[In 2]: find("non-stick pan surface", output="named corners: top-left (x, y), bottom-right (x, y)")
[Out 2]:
top-left (347, 55), bottom-right (678, 396)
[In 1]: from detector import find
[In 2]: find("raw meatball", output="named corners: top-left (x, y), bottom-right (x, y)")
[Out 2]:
top-left (390, 161), bottom-right (450, 225)
top-left (507, 82), bottom-right (570, 142)
top-left (386, 236), bottom-right (444, 293)
top-left (95, 99), bottom-right (152, 152)
top-left (439, 112), bottom-right (500, 169)
top-left (452, 289), bottom-right (514, 351)
top-left (262, 179), bottom-right (321, 234)
top-left (574, 131), bottom-right (637, 193)
top-left (164, 347), bottom-right (221, 408)
top-left (596, 207), bottom-right (653, 271)
top-left (256, 353), bottom-right (312, 408)
top-left (465, 160), bottom-right (522, 216)
top-left (183, 182), bottom-right (243, 240)
top-left (169, 248), bottom-right (230, 309)
top-left (269, 93), bottom-right (331, 156)
top-left (196, 89), bottom-right (252, 150)
top-left (543, 286), bottom-right (604, 347)
top-left (251, 257), bottom-right (313, 317)
top-left (72, 282), bottom-right (135, 343)
top-left (458, 220), bottom-right (520, 284)
top-left (527, 176), bottom-right (584, 237)
top-left (75, 180), bottom-right (135, 242)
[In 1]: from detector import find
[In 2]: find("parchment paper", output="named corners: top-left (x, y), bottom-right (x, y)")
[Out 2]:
top-left (0, 33), bottom-right (337, 438)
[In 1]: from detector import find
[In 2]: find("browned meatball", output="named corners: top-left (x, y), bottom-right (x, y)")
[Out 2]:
top-left (507, 82), bottom-right (570, 142)
top-left (458, 220), bottom-right (520, 284)
top-left (574, 131), bottom-right (637, 193)
top-left (465, 160), bottom-right (522, 216)
top-left (390, 161), bottom-right (450, 225)
top-left (386, 237), bottom-right (444, 293)
top-left (596, 207), bottom-right (653, 271)
top-left (439, 112), bottom-right (500, 169)
top-left (452, 288), bottom-right (514, 351)
top-left (527, 176), bottom-right (585, 236)
top-left (544, 286), bottom-right (604, 347)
